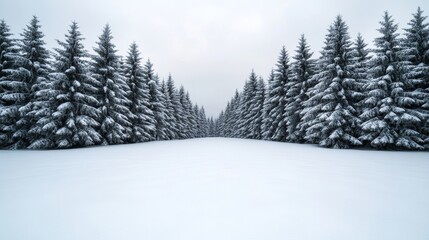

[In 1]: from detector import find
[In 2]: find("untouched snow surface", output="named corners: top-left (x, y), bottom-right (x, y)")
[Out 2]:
top-left (0, 138), bottom-right (428, 240)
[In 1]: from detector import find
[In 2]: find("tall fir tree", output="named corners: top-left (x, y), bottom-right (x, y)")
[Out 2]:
top-left (250, 77), bottom-right (265, 139)
top-left (167, 75), bottom-right (184, 139)
top-left (261, 70), bottom-right (275, 140)
top-left (178, 86), bottom-right (193, 138)
top-left (50, 22), bottom-right (102, 148)
top-left (92, 25), bottom-right (134, 144)
top-left (12, 16), bottom-right (51, 148)
top-left (401, 7), bottom-right (429, 148)
top-left (237, 70), bottom-right (258, 138)
top-left (229, 90), bottom-right (241, 138)
top-left (287, 35), bottom-right (316, 143)
top-left (198, 106), bottom-right (208, 137)
top-left (304, 15), bottom-right (361, 148)
top-left (187, 92), bottom-right (199, 138)
top-left (142, 59), bottom-right (164, 140)
top-left (360, 12), bottom-right (424, 149)
top-left (0, 20), bottom-right (20, 148)
top-left (0, 22), bottom-right (33, 149)
top-left (263, 47), bottom-right (291, 141)
top-left (160, 79), bottom-right (176, 139)
top-left (351, 33), bottom-right (370, 115)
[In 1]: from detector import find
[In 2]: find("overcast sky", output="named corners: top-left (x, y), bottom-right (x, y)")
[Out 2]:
top-left (1, 0), bottom-right (428, 117)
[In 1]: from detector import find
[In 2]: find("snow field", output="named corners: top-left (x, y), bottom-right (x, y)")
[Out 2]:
top-left (0, 138), bottom-right (428, 240)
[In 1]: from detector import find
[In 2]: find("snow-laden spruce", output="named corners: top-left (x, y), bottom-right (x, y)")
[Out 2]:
top-left (0, 20), bottom-right (20, 149)
top-left (19, 17), bottom-right (53, 149)
top-left (166, 76), bottom-right (186, 139)
top-left (400, 7), bottom-right (429, 148)
top-left (262, 47), bottom-right (291, 142)
top-left (304, 16), bottom-right (361, 148)
top-left (287, 35), bottom-right (316, 143)
top-left (92, 25), bottom-right (135, 145)
top-left (360, 12), bottom-right (424, 150)
top-left (144, 61), bottom-right (169, 140)
top-left (49, 22), bottom-right (102, 148)
top-left (237, 71), bottom-right (265, 139)
top-left (350, 33), bottom-right (370, 117)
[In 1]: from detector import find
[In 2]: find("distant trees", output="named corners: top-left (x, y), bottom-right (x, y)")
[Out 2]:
top-left (0, 18), bottom-right (208, 149)
top-left (215, 8), bottom-right (429, 150)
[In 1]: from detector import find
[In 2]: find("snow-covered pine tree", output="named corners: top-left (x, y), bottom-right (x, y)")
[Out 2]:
top-left (263, 47), bottom-right (291, 142)
top-left (250, 77), bottom-right (265, 139)
top-left (198, 106), bottom-right (208, 137)
top-left (140, 59), bottom-right (162, 141)
top-left (167, 75), bottom-right (185, 139)
top-left (215, 110), bottom-right (225, 137)
top-left (177, 86), bottom-right (189, 138)
top-left (0, 20), bottom-right (20, 148)
top-left (17, 17), bottom-right (53, 149)
top-left (360, 12), bottom-right (424, 149)
top-left (287, 35), bottom-right (316, 143)
top-left (160, 80), bottom-right (176, 139)
top-left (350, 33), bottom-right (370, 116)
top-left (401, 7), bottom-right (429, 149)
top-left (223, 101), bottom-right (232, 137)
top-left (0, 22), bottom-right (36, 149)
top-left (207, 117), bottom-right (215, 137)
top-left (304, 15), bottom-right (361, 148)
top-left (184, 91), bottom-right (197, 138)
top-left (123, 43), bottom-right (150, 142)
top-left (50, 22), bottom-right (102, 148)
top-left (92, 25), bottom-right (135, 145)
top-left (229, 90), bottom-right (241, 138)
top-left (261, 70), bottom-right (275, 140)
top-left (178, 86), bottom-right (193, 138)
top-left (237, 70), bottom-right (258, 138)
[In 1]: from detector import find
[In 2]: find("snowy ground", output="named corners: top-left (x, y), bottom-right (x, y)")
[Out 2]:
top-left (0, 138), bottom-right (428, 240)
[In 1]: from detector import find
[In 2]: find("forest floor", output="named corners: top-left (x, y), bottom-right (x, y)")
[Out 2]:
top-left (0, 138), bottom-right (428, 240)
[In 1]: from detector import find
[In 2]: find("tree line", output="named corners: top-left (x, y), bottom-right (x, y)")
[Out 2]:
top-left (0, 17), bottom-right (209, 149)
top-left (212, 9), bottom-right (429, 150)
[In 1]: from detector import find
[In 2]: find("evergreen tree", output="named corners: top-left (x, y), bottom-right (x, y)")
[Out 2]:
top-left (18, 17), bottom-right (53, 149)
top-left (140, 59), bottom-right (160, 141)
top-left (351, 33), bottom-right (370, 115)
top-left (287, 35), bottom-right (316, 143)
top-left (360, 12), bottom-right (424, 149)
top-left (0, 20), bottom-right (20, 148)
top-left (167, 75), bottom-right (184, 139)
top-left (216, 110), bottom-right (225, 137)
top-left (50, 22), bottom-right (102, 148)
top-left (92, 25), bottom-right (134, 144)
top-left (237, 71), bottom-right (259, 138)
top-left (0, 22), bottom-right (33, 149)
top-left (186, 92), bottom-right (198, 138)
top-left (261, 70), bottom-right (275, 140)
top-left (250, 77), bottom-right (265, 139)
top-left (263, 47), bottom-right (291, 141)
top-left (123, 42), bottom-right (155, 142)
top-left (160, 80), bottom-right (176, 139)
top-left (193, 104), bottom-right (201, 136)
top-left (147, 70), bottom-right (168, 140)
top-left (304, 15), bottom-right (361, 148)
top-left (223, 101), bottom-right (233, 137)
top-left (198, 106), bottom-right (208, 137)
top-left (229, 90), bottom-right (241, 138)
top-left (401, 7), bottom-right (429, 148)
top-left (13, 17), bottom-right (52, 148)
top-left (179, 86), bottom-right (194, 138)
